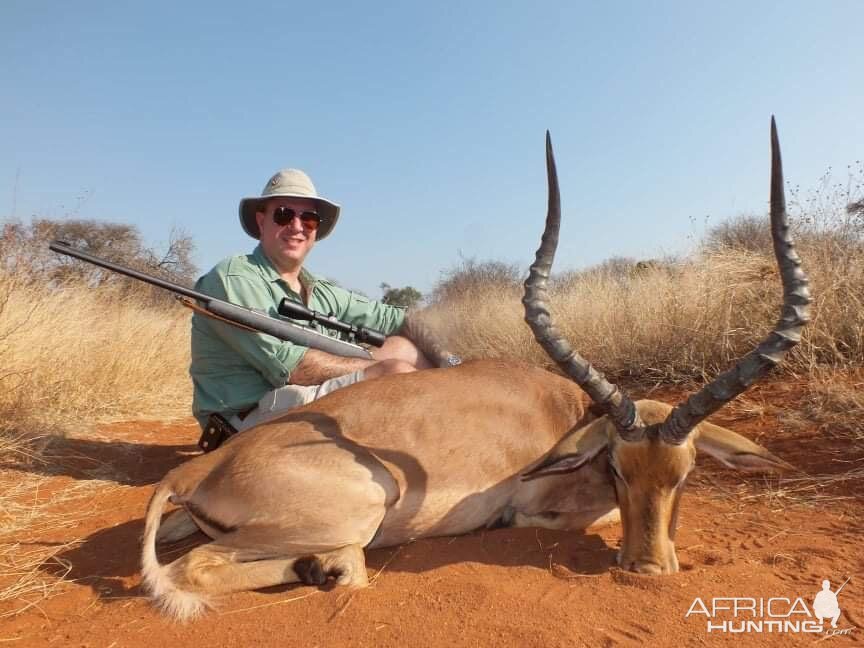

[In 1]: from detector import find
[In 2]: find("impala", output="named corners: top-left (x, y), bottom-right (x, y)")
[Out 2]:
top-left (142, 119), bottom-right (810, 620)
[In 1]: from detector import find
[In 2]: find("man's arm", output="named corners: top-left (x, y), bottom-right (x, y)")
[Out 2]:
top-left (288, 349), bottom-right (375, 386)
top-left (310, 282), bottom-right (459, 377)
top-left (289, 312), bottom-right (459, 384)
top-left (194, 271), bottom-right (311, 389)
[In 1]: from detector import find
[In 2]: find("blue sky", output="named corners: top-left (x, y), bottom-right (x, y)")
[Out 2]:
top-left (2, 1), bottom-right (862, 298)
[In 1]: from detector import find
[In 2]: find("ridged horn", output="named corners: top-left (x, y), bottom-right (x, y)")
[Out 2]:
top-left (523, 131), bottom-right (645, 442)
top-left (657, 117), bottom-right (812, 445)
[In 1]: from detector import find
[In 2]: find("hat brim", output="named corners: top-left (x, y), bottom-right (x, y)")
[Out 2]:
top-left (239, 195), bottom-right (340, 241)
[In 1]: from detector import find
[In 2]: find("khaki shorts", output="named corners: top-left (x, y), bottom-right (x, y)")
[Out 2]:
top-left (230, 370), bottom-right (365, 433)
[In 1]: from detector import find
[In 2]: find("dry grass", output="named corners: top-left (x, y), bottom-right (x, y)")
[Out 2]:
top-left (692, 470), bottom-right (861, 511)
top-left (425, 238), bottom-right (864, 382)
top-left (690, 367), bottom-right (864, 509)
top-left (0, 271), bottom-right (191, 436)
top-left (794, 368), bottom-right (864, 441)
top-left (0, 542), bottom-right (76, 618)
top-left (0, 469), bottom-right (128, 617)
top-left (0, 267), bottom-right (191, 616)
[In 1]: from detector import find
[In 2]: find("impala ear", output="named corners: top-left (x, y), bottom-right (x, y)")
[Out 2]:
top-left (522, 417), bottom-right (610, 481)
top-left (694, 421), bottom-right (796, 473)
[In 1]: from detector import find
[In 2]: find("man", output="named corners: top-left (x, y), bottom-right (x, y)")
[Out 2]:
top-left (190, 168), bottom-right (459, 433)
top-left (813, 579), bottom-right (843, 629)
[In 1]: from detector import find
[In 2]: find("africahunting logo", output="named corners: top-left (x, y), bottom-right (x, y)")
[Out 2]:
top-left (685, 577), bottom-right (854, 636)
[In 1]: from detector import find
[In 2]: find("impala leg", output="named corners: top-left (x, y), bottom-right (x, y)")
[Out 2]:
top-left (168, 537), bottom-right (369, 595)
top-left (512, 508), bottom-right (621, 531)
top-left (316, 543), bottom-right (369, 587)
top-left (512, 512), bottom-right (569, 530)
top-left (156, 509), bottom-right (200, 544)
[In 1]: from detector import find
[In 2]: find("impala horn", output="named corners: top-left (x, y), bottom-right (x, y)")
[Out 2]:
top-left (523, 132), bottom-right (646, 442)
top-left (656, 117), bottom-right (812, 444)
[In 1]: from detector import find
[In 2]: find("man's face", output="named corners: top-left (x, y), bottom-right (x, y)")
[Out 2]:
top-left (255, 197), bottom-right (319, 274)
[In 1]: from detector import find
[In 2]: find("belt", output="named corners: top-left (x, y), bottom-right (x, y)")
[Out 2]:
top-left (236, 405), bottom-right (257, 421)
top-left (197, 405), bottom-right (258, 453)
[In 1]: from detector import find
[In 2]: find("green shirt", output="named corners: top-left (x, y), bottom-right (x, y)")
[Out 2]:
top-left (190, 245), bottom-right (406, 426)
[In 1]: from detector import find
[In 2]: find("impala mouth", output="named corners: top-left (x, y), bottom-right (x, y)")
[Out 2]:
top-left (628, 560), bottom-right (665, 575)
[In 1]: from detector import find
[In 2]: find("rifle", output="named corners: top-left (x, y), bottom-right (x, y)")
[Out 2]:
top-left (835, 577), bottom-right (851, 596)
top-left (48, 240), bottom-right (385, 359)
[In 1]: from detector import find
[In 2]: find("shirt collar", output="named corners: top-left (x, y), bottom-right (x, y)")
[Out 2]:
top-left (252, 244), bottom-right (317, 295)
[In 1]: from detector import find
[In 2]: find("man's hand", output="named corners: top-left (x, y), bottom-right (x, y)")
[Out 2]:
top-left (398, 314), bottom-right (461, 369)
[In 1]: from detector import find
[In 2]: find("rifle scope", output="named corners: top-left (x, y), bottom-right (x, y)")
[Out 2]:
top-left (278, 299), bottom-right (387, 347)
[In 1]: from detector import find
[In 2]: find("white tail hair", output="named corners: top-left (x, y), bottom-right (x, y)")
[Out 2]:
top-left (141, 483), bottom-right (210, 621)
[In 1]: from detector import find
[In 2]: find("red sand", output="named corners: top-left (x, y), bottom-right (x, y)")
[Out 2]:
top-left (2, 381), bottom-right (862, 647)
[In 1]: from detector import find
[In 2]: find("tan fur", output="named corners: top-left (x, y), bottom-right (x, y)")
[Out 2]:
top-left (551, 400), bottom-right (791, 574)
top-left (142, 362), bottom-right (790, 617)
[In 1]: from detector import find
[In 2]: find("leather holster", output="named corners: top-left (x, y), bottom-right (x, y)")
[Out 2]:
top-left (198, 413), bottom-right (238, 452)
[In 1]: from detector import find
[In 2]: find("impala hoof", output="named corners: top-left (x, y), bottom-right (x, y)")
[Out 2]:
top-left (294, 556), bottom-right (326, 585)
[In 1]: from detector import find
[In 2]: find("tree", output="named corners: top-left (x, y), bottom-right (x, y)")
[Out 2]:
top-left (429, 257), bottom-right (522, 304)
top-left (0, 217), bottom-right (198, 304)
top-left (380, 283), bottom-right (423, 309)
top-left (704, 214), bottom-right (774, 253)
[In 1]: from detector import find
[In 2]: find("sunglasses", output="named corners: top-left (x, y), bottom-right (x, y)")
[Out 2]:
top-left (271, 206), bottom-right (320, 230)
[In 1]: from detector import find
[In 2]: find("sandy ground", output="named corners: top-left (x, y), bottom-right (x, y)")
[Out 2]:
top-left (1, 381), bottom-right (862, 647)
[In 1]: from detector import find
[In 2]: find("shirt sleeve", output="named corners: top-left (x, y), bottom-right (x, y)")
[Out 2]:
top-left (194, 270), bottom-right (308, 387)
top-left (315, 280), bottom-right (406, 336)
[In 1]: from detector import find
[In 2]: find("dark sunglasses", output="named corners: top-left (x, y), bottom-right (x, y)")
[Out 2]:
top-left (271, 206), bottom-right (320, 230)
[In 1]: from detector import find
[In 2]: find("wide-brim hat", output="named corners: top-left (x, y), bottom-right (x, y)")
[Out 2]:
top-left (239, 169), bottom-right (340, 241)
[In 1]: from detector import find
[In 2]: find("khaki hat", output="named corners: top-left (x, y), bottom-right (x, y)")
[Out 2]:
top-left (239, 169), bottom-right (340, 241)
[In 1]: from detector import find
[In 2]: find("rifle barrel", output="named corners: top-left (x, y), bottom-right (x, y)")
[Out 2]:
top-left (48, 240), bottom-right (374, 359)
top-left (49, 240), bottom-right (211, 303)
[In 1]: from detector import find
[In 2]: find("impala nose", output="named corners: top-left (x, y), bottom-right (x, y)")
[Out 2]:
top-left (628, 560), bottom-right (663, 575)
